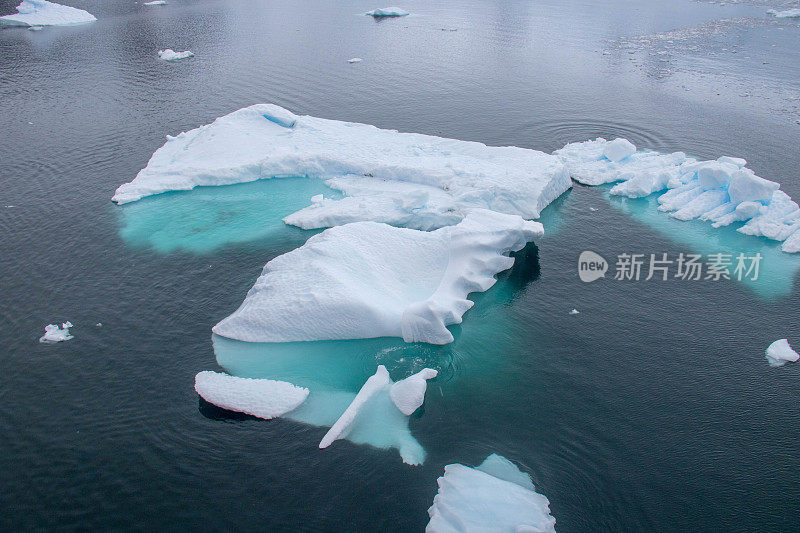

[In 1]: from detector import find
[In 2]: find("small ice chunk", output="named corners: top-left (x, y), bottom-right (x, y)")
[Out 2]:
top-left (427, 454), bottom-right (556, 533)
top-left (39, 322), bottom-right (73, 343)
top-left (768, 8), bottom-right (800, 18)
top-left (143, 0), bottom-right (166, 4)
top-left (95, 322), bottom-right (103, 327)
top-left (194, 371), bottom-right (309, 419)
top-left (28, 25), bottom-right (43, 30)
top-left (569, 309), bottom-right (579, 315)
top-left (347, 57), bottom-right (363, 63)
top-left (320, 366), bottom-right (392, 448)
top-left (158, 49), bottom-right (194, 61)
top-left (366, 6), bottom-right (409, 17)
top-left (765, 339), bottom-right (799, 367)
top-left (389, 368), bottom-right (437, 415)
top-left (0, 0), bottom-right (96, 27)
top-left (602, 138), bottom-right (636, 163)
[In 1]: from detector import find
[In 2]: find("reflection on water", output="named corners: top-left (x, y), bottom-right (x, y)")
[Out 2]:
top-left (116, 177), bottom-right (338, 253)
top-left (606, 191), bottom-right (800, 299)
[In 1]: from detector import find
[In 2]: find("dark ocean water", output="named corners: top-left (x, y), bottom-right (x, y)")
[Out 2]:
top-left (1, 0), bottom-right (799, 530)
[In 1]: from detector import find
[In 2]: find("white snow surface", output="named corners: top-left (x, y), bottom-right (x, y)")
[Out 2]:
top-left (366, 6), bottom-right (409, 16)
top-left (111, 104), bottom-right (571, 228)
top-left (556, 137), bottom-right (800, 253)
top-left (389, 368), bottom-right (437, 415)
top-left (212, 210), bottom-right (543, 345)
top-left (768, 8), bottom-right (800, 18)
top-left (427, 454), bottom-right (556, 533)
top-left (0, 0), bottom-right (96, 26)
top-left (194, 371), bottom-right (309, 419)
top-left (39, 322), bottom-right (73, 343)
top-left (765, 339), bottom-right (799, 367)
top-left (158, 49), bottom-right (194, 61)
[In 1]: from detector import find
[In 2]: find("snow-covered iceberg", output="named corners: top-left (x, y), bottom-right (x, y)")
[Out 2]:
top-left (765, 339), bottom-right (799, 367)
top-left (111, 104), bottom-right (571, 231)
top-left (556, 138), bottom-right (800, 253)
top-left (213, 210), bottom-right (542, 345)
top-left (365, 7), bottom-right (409, 17)
top-left (767, 8), bottom-right (800, 18)
top-left (39, 321), bottom-right (73, 343)
top-left (0, 0), bottom-right (96, 27)
top-left (158, 49), bottom-right (194, 61)
top-left (194, 371), bottom-right (309, 419)
top-left (427, 454), bottom-right (556, 532)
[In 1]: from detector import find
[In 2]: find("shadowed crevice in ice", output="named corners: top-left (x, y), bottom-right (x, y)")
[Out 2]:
top-left (606, 192), bottom-right (800, 299)
top-left (116, 178), bottom-right (339, 254)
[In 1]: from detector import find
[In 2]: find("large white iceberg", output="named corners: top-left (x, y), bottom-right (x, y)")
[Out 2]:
top-left (556, 138), bottom-right (800, 253)
top-left (194, 371), bottom-right (309, 419)
top-left (111, 104), bottom-right (571, 231)
top-left (365, 6), bottom-right (409, 17)
top-left (212, 210), bottom-right (542, 345)
top-left (765, 339), bottom-right (799, 367)
top-left (427, 454), bottom-right (556, 532)
top-left (0, 0), bottom-right (96, 26)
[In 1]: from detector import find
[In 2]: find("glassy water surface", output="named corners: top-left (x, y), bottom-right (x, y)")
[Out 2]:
top-left (2, 0), bottom-right (799, 530)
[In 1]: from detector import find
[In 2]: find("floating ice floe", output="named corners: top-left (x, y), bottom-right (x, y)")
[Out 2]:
top-left (158, 49), bottom-right (194, 61)
top-left (767, 8), bottom-right (800, 18)
top-left (556, 138), bottom-right (800, 253)
top-left (569, 309), bottom-right (579, 315)
top-left (765, 339), bottom-right (799, 367)
top-left (347, 57), bottom-right (362, 63)
top-left (112, 104), bottom-right (570, 230)
top-left (213, 210), bottom-right (542, 345)
top-left (0, 0), bottom-right (96, 26)
top-left (143, 0), bottom-right (166, 5)
top-left (365, 6), bottom-right (409, 17)
top-left (194, 371), bottom-right (309, 419)
top-left (39, 321), bottom-right (73, 343)
top-left (427, 454), bottom-right (556, 532)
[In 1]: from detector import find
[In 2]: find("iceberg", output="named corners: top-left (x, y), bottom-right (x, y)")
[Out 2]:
top-left (389, 368), bottom-right (437, 415)
top-left (765, 339), bottom-right (799, 367)
top-left (39, 321), bottom-right (73, 343)
top-left (212, 210), bottom-right (543, 345)
top-left (347, 57), bottom-right (363, 63)
top-left (194, 371), bottom-right (309, 419)
top-left (427, 454), bottom-right (556, 533)
top-left (0, 0), bottom-right (96, 27)
top-left (365, 7), bottom-right (409, 17)
top-left (158, 49), bottom-right (194, 61)
top-left (556, 138), bottom-right (800, 253)
top-left (111, 104), bottom-right (571, 231)
top-left (767, 8), bottom-right (800, 18)
top-left (143, 0), bottom-right (166, 4)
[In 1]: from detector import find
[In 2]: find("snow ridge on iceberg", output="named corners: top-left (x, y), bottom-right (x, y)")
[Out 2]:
top-left (556, 138), bottom-right (800, 253)
top-left (427, 454), bottom-right (556, 532)
top-left (111, 104), bottom-right (571, 229)
top-left (0, 0), bottom-right (96, 26)
top-left (212, 210), bottom-right (542, 345)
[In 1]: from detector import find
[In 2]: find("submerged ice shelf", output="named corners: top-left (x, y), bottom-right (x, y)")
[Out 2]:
top-left (0, 0), bottom-right (96, 26)
top-left (427, 454), bottom-right (556, 532)
top-left (213, 210), bottom-right (542, 345)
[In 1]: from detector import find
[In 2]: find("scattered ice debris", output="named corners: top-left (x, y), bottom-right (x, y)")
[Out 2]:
top-left (569, 309), bottom-right (579, 315)
top-left (319, 366), bottom-right (392, 448)
top-left (765, 339), bottom-right (799, 367)
top-left (389, 368), bottom-right (437, 415)
top-left (555, 138), bottom-right (800, 253)
top-left (0, 0), bottom-right (96, 26)
top-left (158, 49), bottom-right (194, 61)
top-left (39, 322), bottom-right (73, 343)
top-left (194, 371), bottom-right (309, 419)
top-left (347, 57), bottom-right (363, 63)
top-left (212, 210), bottom-right (543, 345)
top-left (767, 8), bottom-right (800, 18)
top-left (111, 104), bottom-right (571, 231)
top-left (365, 6), bottom-right (409, 17)
top-left (427, 454), bottom-right (556, 532)
top-left (143, 0), bottom-right (166, 4)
